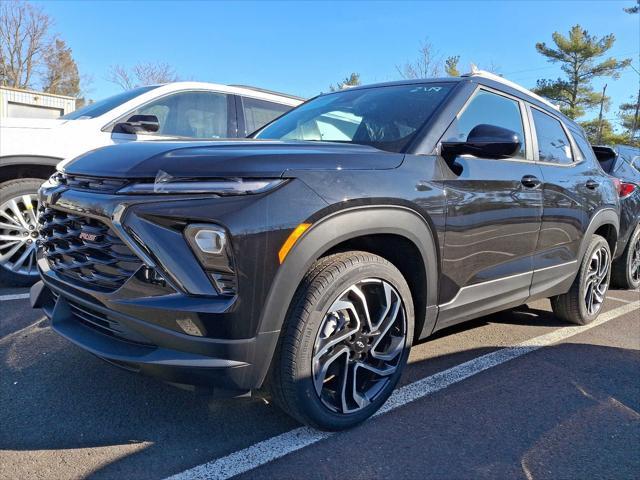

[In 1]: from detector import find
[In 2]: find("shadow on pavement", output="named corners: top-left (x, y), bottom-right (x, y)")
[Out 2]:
top-left (1, 304), bottom-right (638, 479)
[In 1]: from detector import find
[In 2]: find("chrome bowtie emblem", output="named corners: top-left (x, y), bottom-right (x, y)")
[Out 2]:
top-left (79, 232), bottom-right (98, 242)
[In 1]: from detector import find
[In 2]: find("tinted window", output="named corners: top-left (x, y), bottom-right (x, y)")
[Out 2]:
top-left (242, 98), bottom-right (291, 135)
top-left (62, 86), bottom-right (159, 119)
top-left (256, 83), bottom-right (454, 153)
top-left (571, 130), bottom-right (595, 163)
top-left (532, 109), bottom-right (573, 164)
top-left (127, 91), bottom-right (229, 138)
top-left (445, 89), bottom-right (526, 159)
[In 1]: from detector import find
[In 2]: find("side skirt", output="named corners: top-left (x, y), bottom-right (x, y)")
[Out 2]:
top-left (434, 271), bottom-right (532, 331)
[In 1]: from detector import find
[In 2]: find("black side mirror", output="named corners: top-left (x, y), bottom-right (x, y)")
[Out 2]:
top-left (114, 114), bottom-right (160, 134)
top-left (441, 124), bottom-right (521, 160)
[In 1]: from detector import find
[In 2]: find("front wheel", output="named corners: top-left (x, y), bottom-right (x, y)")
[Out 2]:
top-left (268, 251), bottom-right (414, 430)
top-left (0, 179), bottom-right (45, 286)
top-left (551, 235), bottom-right (611, 325)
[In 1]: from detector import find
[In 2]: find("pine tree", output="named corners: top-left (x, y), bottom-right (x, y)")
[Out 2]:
top-left (445, 56), bottom-right (460, 77)
top-left (42, 38), bottom-right (80, 97)
top-left (533, 25), bottom-right (631, 119)
top-left (330, 73), bottom-right (361, 91)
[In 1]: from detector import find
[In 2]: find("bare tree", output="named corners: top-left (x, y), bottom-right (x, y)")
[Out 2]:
top-left (396, 39), bottom-right (442, 79)
top-left (107, 62), bottom-right (179, 90)
top-left (0, 0), bottom-right (52, 89)
top-left (107, 64), bottom-right (134, 90)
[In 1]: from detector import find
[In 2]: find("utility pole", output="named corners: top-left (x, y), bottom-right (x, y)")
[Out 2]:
top-left (631, 88), bottom-right (640, 141)
top-left (596, 83), bottom-right (607, 145)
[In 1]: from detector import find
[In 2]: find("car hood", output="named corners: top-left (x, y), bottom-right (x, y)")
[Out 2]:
top-left (61, 140), bottom-right (405, 178)
top-left (0, 117), bottom-right (70, 129)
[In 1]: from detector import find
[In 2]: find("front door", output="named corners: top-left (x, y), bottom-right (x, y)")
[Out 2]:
top-left (437, 88), bottom-right (543, 326)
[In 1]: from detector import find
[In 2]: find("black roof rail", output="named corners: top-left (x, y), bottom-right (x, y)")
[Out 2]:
top-left (229, 85), bottom-right (305, 101)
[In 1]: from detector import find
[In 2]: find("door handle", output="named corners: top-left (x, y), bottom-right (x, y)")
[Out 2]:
top-left (586, 180), bottom-right (600, 190)
top-left (521, 175), bottom-right (541, 188)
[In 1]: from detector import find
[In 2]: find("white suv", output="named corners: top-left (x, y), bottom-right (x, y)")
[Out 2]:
top-left (0, 82), bottom-right (303, 285)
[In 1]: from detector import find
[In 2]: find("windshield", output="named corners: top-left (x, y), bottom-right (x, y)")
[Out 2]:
top-left (61, 86), bottom-right (160, 120)
top-left (255, 83), bottom-right (454, 152)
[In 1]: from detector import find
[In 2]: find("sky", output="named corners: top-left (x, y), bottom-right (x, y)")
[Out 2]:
top-left (34, 0), bottom-right (639, 125)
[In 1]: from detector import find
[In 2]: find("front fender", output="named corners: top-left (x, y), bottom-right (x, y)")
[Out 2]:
top-left (253, 205), bottom-right (440, 386)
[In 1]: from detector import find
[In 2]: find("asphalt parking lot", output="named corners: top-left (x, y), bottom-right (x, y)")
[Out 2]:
top-left (1, 285), bottom-right (638, 480)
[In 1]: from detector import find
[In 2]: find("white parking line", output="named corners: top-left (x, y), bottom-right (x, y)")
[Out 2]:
top-left (166, 300), bottom-right (639, 480)
top-left (607, 295), bottom-right (636, 304)
top-left (0, 293), bottom-right (30, 301)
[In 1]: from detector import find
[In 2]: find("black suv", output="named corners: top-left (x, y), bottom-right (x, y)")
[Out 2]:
top-left (592, 145), bottom-right (640, 289)
top-left (31, 72), bottom-right (620, 430)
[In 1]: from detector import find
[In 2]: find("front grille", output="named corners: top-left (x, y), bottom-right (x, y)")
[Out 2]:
top-left (67, 299), bottom-right (153, 346)
top-left (57, 172), bottom-right (128, 193)
top-left (39, 208), bottom-right (142, 291)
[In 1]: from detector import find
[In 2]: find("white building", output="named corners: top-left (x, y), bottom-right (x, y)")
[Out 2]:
top-left (0, 86), bottom-right (76, 119)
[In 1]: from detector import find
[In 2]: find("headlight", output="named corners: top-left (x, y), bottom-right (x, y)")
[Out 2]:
top-left (117, 178), bottom-right (285, 195)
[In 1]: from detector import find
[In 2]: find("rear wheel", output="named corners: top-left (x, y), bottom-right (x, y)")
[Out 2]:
top-left (551, 235), bottom-right (611, 325)
top-left (268, 251), bottom-right (414, 430)
top-left (0, 179), bottom-right (44, 286)
top-left (611, 225), bottom-right (640, 290)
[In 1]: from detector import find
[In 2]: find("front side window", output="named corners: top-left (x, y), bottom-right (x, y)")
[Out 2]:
top-left (126, 91), bottom-right (230, 139)
top-left (531, 108), bottom-right (573, 164)
top-left (255, 83), bottom-right (454, 153)
top-left (444, 89), bottom-right (526, 159)
top-left (242, 97), bottom-right (291, 135)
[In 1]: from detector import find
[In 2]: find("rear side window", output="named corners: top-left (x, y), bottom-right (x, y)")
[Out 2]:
top-left (242, 98), bottom-right (291, 135)
top-left (571, 131), bottom-right (596, 163)
top-left (445, 89), bottom-right (526, 159)
top-left (531, 109), bottom-right (573, 164)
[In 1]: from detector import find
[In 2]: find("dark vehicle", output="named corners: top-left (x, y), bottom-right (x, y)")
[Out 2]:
top-left (31, 71), bottom-right (620, 430)
top-left (592, 144), bottom-right (640, 289)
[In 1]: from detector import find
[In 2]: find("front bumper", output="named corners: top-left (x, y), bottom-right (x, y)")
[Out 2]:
top-left (31, 178), bottom-right (327, 393)
top-left (31, 278), bottom-right (278, 394)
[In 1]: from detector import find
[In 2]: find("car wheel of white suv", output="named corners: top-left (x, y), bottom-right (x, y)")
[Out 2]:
top-left (0, 179), bottom-right (43, 286)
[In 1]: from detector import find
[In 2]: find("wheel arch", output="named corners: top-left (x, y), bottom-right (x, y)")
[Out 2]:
top-left (580, 208), bottom-right (619, 259)
top-left (253, 205), bottom-right (440, 387)
top-left (0, 156), bottom-right (61, 185)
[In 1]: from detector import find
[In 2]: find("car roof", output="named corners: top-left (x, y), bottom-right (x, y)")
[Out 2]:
top-left (146, 81), bottom-right (303, 106)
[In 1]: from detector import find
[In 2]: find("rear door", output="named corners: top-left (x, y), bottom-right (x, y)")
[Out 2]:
top-left (437, 88), bottom-right (543, 326)
top-left (237, 96), bottom-right (293, 137)
top-left (527, 106), bottom-right (596, 298)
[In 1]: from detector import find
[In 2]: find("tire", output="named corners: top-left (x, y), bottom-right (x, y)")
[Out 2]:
top-left (611, 225), bottom-right (640, 290)
top-left (551, 235), bottom-right (612, 325)
top-left (268, 251), bottom-right (414, 430)
top-left (0, 178), bottom-right (45, 287)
